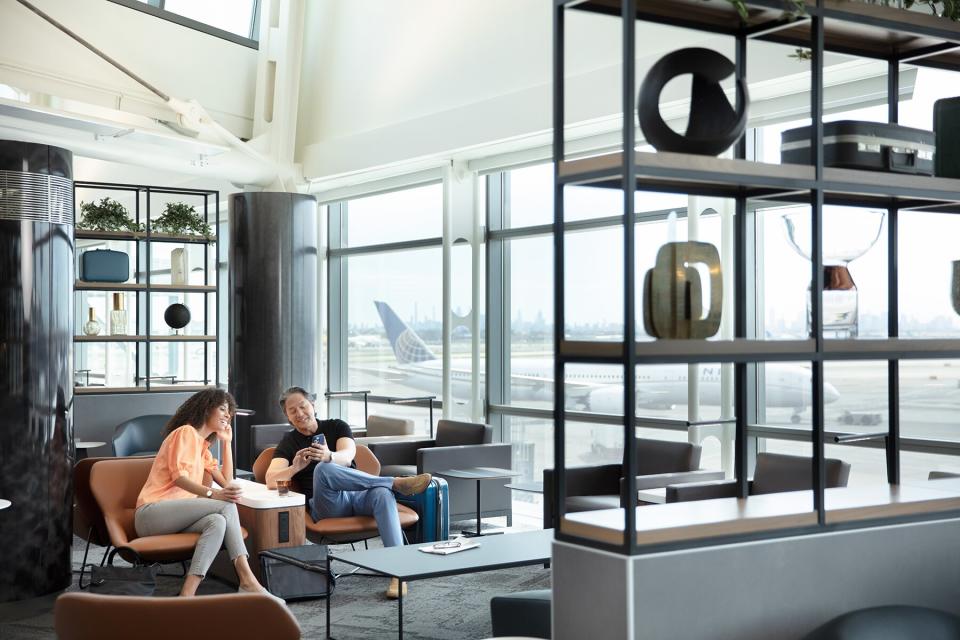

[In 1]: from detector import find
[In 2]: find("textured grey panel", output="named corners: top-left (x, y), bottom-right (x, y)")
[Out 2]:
top-left (73, 392), bottom-right (196, 456)
top-left (554, 540), bottom-right (632, 640)
top-left (229, 192), bottom-right (318, 467)
top-left (615, 518), bottom-right (960, 640)
top-left (0, 172), bottom-right (73, 224)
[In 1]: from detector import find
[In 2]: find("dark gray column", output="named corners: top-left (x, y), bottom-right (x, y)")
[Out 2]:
top-left (229, 192), bottom-right (318, 467)
top-left (0, 140), bottom-right (74, 602)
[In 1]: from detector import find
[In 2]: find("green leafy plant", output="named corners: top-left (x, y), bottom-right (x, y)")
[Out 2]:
top-left (152, 202), bottom-right (213, 238)
top-left (723, 0), bottom-right (960, 22)
top-left (77, 198), bottom-right (144, 232)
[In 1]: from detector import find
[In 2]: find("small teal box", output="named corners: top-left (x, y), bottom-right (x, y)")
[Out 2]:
top-left (80, 249), bottom-right (129, 282)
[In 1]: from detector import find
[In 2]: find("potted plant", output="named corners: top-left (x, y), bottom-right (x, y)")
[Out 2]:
top-left (77, 198), bottom-right (144, 232)
top-left (152, 202), bottom-right (213, 238)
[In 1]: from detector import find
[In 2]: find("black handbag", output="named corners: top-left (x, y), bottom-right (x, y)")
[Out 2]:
top-left (80, 563), bottom-right (159, 596)
top-left (260, 545), bottom-right (335, 601)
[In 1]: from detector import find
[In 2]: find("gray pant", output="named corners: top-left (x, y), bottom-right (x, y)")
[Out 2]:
top-left (135, 498), bottom-right (247, 578)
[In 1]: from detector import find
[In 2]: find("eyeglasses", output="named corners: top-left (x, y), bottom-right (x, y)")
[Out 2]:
top-left (433, 539), bottom-right (464, 549)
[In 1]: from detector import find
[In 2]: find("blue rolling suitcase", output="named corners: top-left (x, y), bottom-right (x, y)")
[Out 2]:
top-left (397, 476), bottom-right (449, 543)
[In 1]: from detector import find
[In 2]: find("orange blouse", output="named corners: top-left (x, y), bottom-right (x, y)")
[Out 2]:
top-left (136, 425), bottom-right (219, 508)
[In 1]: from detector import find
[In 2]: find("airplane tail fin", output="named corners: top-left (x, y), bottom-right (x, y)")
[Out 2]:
top-left (374, 301), bottom-right (437, 364)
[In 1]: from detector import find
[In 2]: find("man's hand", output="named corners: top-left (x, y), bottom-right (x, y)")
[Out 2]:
top-left (215, 483), bottom-right (243, 503)
top-left (292, 446), bottom-right (320, 471)
top-left (310, 442), bottom-right (333, 463)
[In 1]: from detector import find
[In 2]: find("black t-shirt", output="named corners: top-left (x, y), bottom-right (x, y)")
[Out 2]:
top-left (273, 418), bottom-right (354, 499)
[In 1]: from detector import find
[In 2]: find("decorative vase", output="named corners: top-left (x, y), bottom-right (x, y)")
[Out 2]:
top-left (164, 303), bottom-right (191, 335)
top-left (782, 207), bottom-right (885, 339)
top-left (171, 248), bottom-right (189, 285)
top-left (82, 307), bottom-right (102, 336)
top-left (110, 292), bottom-right (128, 336)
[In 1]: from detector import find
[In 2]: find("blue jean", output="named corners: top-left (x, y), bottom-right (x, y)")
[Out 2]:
top-left (310, 462), bottom-right (403, 547)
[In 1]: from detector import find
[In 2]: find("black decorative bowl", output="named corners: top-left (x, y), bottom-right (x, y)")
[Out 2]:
top-left (164, 303), bottom-right (191, 330)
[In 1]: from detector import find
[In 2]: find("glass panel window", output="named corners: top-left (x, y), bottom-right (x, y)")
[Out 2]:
top-left (345, 247), bottom-right (442, 435)
top-left (345, 183), bottom-right (442, 246)
top-left (163, 0), bottom-right (255, 38)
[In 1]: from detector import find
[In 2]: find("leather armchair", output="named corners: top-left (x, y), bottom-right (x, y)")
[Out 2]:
top-left (55, 592), bottom-right (301, 640)
top-left (111, 414), bottom-right (171, 457)
top-left (369, 419), bottom-right (513, 525)
top-left (89, 457), bottom-right (246, 566)
top-left (490, 589), bottom-right (552, 639)
top-left (666, 452), bottom-right (851, 502)
top-left (801, 605), bottom-right (960, 640)
top-left (543, 438), bottom-right (723, 529)
top-left (253, 445), bottom-right (419, 546)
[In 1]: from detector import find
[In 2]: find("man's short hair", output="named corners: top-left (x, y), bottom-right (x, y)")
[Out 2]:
top-left (279, 386), bottom-right (316, 410)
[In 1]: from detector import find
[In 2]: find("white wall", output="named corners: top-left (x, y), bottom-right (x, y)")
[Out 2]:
top-left (295, 1), bottom-right (876, 181)
top-left (0, 0), bottom-right (257, 138)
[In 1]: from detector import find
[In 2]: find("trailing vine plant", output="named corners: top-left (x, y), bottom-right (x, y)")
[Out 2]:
top-left (152, 202), bottom-right (213, 238)
top-left (77, 197), bottom-right (144, 232)
top-left (723, 0), bottom-right (960, 22)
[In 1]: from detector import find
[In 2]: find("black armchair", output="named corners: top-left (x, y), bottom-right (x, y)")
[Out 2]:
top-left (543, 438), bottom-right (723, 529)
top-left (111, 414), bottom-right (171, 457)
top-left (666, 451), bottom-right (851, 502)
top-left (368, 419), bottom-right (513, 525)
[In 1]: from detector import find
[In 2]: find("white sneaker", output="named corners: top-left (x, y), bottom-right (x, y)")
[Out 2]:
top-left (238, 584), bottom-right (287, 607)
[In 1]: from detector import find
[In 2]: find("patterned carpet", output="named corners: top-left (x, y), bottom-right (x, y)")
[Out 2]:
top-left (0, 528), bottom-right (551, 640)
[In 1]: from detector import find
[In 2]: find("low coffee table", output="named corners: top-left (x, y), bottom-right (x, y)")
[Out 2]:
top-left (326, 528), bottom-right (552, 640)
top-left (434, 467), bottom-right (521, 537)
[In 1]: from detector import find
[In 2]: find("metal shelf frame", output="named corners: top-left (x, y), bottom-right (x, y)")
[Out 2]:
top-left (73, 180), bottom-right (220, 394)
top-left (552, 0), bottom-right (960, 556)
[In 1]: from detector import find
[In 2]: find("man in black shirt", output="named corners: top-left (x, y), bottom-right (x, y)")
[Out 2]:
top-left (265, 386), bottom-right (431, 598)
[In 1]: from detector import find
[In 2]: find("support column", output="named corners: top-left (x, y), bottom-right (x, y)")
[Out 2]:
top-left (0, 140), bottom-right (74, 602)
top-left (229, 192), bottom-right (318, 468)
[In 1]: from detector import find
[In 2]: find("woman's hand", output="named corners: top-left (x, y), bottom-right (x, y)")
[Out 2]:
top-left (216, 423), bottom-right (233, 443)
top-left (215, 483), bottom-right (242, 503)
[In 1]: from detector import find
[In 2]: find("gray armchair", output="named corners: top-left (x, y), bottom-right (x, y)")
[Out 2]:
top-left (666, 452), bottom-right (851, 502)
top-left (543, 438), bottom-right (723, 529)
top-left (111, 415), bottom-right (171, 457)
top-left (368, 419), bottom-right (513, 525)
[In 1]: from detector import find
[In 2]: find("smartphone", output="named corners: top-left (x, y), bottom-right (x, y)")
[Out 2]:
top-left (311, 434), bottom-right (325, 447)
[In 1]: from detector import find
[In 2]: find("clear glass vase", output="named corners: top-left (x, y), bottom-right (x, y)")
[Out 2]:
top-left (82, 307), bottom-right (102, 336)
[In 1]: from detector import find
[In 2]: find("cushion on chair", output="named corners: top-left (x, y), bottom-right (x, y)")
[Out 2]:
top-left (801, 605), bottom-right (960, 640)
top-left (305, 504), bottom-right (419, 541)
top-left (435, 419), bottom-right (491, 447)
top-left (635, 438), bottom-right (702, 475)
top-left (490, 589), bottom-right (552, 639)
top-left (751, 452), bottom-right (851, 495)
top-left (565, 495), bottom-right (620, 513)
top-left (111, 415), bottom-right (171, 458)
top-left (381, 464), bottom-right (417, 478)
top-left (366, 415), bottom-right (415, 438)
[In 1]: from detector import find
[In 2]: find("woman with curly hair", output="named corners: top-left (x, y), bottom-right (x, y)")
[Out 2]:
top-left (134, 387), bottom-right (274, 599)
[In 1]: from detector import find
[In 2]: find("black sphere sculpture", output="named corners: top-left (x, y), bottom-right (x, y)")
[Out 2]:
top-left (638, 47), bottom-right (749, 156)
top-left (164, 303), bottom-right (191, 331)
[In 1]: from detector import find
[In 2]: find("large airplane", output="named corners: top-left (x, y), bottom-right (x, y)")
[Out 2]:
top-left (373, 301), bottom-right (839, 421)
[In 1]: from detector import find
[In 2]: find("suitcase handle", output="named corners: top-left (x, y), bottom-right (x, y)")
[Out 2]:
top-left (883, 147), bottom-right (918, 173)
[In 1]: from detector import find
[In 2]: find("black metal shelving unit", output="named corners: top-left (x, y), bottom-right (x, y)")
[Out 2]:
top-left (553, 0), bottom-right (960, 555)
top-left (73, 181), bottom-right (220, 395)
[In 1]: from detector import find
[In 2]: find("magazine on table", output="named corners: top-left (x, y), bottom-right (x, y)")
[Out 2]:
top-left (418, 536), bottom-right (480, 555)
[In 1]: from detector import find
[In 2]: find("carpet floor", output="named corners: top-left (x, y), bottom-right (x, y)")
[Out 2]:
top-left (0, 527), bottom-right (551, 640)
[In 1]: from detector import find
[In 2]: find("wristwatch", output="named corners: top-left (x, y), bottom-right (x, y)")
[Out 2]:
top-left (205, 489), bottom-right (213, 498)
